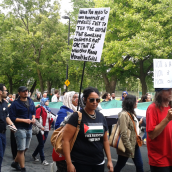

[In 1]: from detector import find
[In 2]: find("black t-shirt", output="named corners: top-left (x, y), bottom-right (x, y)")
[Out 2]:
top-left (0, 99), bottom-right (9, 131)
top-left (68, 109), bottom-right (108, 165)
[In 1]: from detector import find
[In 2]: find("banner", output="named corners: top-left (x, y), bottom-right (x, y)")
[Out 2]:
top-left (100, 100), bottom-right (152, 110)
top-left (70, 8), bottom-right (110, 62)
top-left (34, 102), bottom-right (63, 109)
top-left (153, 59), bottom-right (172, 88)
top-left (34, 100), bottom-right (151, 111)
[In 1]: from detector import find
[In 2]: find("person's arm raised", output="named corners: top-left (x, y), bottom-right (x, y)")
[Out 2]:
top-left (62, 124), bottom-right (77, 172)
top-left (148, 108), bottom-right (172, 140)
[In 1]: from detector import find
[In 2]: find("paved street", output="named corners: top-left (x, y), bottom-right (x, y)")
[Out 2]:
top-left (2, 129), bottom-right (151, 172)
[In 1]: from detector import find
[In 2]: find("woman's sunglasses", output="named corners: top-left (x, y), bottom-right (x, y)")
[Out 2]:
top-left (89, 98), bottom-right (100, 103)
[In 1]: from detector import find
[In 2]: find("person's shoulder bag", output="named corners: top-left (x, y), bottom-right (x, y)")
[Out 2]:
top-left (109, 112), bottom-right (131, 152)
top-left (32, 107), bottom-right (42, 135)
top-left (51, 111), bottom-right (82, 155)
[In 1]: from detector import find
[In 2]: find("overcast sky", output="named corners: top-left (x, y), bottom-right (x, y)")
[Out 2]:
top-left (59, 0), bottom-right (73, 23)
top-left (0, 0), bottom-right (73, 23)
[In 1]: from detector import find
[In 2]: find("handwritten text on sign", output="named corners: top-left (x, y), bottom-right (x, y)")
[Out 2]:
top-left (70, 8), bottom-right (110, 62)
top-left (153, 59), bottom-right (172, 88)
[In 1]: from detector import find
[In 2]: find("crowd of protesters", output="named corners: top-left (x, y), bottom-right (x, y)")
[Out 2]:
top-left (0, 83), bottom-right (172, 172)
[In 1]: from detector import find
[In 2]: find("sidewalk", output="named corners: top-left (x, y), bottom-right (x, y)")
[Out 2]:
top-left (2, 129), bottom-right (55, 172)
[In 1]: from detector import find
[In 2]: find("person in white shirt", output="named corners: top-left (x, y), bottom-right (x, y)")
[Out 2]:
top-left (51, 90), bottom-right (59, 102)
top-left (59, 91), bottom-right (66, 102)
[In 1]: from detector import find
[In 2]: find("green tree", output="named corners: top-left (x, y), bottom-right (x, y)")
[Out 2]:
top-left (95, 0), bottom-right (172, 94)
top-left (2, 0), bottom-right (68, 94)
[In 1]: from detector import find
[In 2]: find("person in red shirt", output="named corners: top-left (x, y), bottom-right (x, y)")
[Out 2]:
top-left (146, 88), bottom-right (172, 172)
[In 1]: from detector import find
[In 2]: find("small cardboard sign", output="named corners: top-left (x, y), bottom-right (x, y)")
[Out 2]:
top-left (153, 59), bottom-right (172, 88)
top-left (70, 8), bottom-right (110, 63)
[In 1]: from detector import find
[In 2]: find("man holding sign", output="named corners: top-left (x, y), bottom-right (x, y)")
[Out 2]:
top-left (146, 61), bottom-right (172, 172)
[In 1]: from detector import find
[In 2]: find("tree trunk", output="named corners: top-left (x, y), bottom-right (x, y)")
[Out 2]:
top-left (139, 60), bottom-right (147, 95)
top-left (102, 74), bottom-right (117, 93)
top-left (37, 69), bottom-right (44, 94)
top-left (47, 81), bottom-right (52, 95)
top-left (30, 80), bottom-right (37, 96)
top-left (9, 77), bottom-right (13, 94)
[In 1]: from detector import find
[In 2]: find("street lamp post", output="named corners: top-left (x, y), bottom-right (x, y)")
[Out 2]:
top-left (62, 16), bottom-right (70, 92)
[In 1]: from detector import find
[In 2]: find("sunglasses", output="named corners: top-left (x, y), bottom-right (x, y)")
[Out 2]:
top-left (89, 98), bottom-right (100, 103)
top-left (123, 93), bottom-right (126, 95)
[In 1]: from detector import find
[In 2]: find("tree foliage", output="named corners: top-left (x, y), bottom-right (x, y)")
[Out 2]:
top-left (95, 0), bottom-right (172, 94)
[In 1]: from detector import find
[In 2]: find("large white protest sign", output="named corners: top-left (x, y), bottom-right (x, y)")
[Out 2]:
top-left (153, 59), bottom-right (172, 88)
top-left (70, 8), bottom-right (110, 62)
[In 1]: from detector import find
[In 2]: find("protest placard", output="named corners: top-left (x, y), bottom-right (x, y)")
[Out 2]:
top-left (153, 59), bottom-right (172, 88)
top-left (70, 8), bottom-right (110, 62)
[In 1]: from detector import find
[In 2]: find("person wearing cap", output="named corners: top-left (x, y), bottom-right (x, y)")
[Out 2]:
top-left (9, 86), bottom-right (36, 172)
top-left (0, 84), bottom-right (16, 172)
top-left (121, 91), bottom-right (128, 101)
top-left (146, 88), bottom-right (172, 172)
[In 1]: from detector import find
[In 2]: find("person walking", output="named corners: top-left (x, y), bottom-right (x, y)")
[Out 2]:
top-left (10, 94), bottom-right (19, 160)
top-left (0, 84), bottom-right (16, 172)
top-left (59, 92), bottom-right (66, 102)
top-left (111, 93), bottom-right (115, 100)
top-left (146, 88), bottom-right (172, 172)
top-left (34, 92), bottom-right (42, 102)
top-left (32, 98), bottom-right (56, 165)
top-left (139, 94), bottom-right (151, 144)
top-left (53, 91), bottom-right (78, 172)
top-left (102, 92), bottom-right (111, 102)
top-left (113, 94), bottom-right (144, 172)
top-left (120, 91), bottom-right (128, 101)
top-left (102, 92), bottom-right (112, 136)
top-left (62, 87), bottom-right (113, 172)
top-left (51, 90), bottom-right (60, 102)
top-left (9, 86), bottom-right (36, 172)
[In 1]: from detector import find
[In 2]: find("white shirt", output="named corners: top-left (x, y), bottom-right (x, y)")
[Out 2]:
top-left (133, 115), bottom-right (140, 135)
top-left (59, 96), bottom-right (64, 102)
top-left (51, 95), bottom-right (58, 102)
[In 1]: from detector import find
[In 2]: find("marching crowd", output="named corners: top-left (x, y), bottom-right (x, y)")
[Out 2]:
top-left (0, 83), bottom-right (172, 172)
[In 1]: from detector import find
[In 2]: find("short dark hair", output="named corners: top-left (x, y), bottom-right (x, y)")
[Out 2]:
top-left (63, 92), bottom-right (66, 95)
top-left (141, 95), bottom-right (147, 102)
top-left (122, 94), bottom-right (136, 115)
top-left (83, 87), bottom-right (100, 104)
top-left (102, 92), bottom-right (109, 99)
top-left (0, 84), bottom-right (4, 91)
top-left (54, 90), bottom-right (59, 94)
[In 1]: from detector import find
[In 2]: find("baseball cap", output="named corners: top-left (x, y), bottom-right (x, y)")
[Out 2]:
top-left (155, 88), bottom-right (171, 92)
top-left (18, 86), bottom-right (28, 92)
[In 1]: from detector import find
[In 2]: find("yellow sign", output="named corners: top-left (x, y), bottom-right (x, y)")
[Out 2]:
top-left (65, 79), bottom-right (70, 87)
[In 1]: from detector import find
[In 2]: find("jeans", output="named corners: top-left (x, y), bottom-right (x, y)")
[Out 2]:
top-left (0, 133), bottom-right (6, 172)
top-left (114, 145), bottom-right (144, 172)
top-left (15, 129), bottom-right (32, 150)
top-left (142, 129), bottom-right (147, 140)
top-left (73, 162), bottom-right (104, 172)
top-left (32, 131), bottom-right (49, 162)
top-left (150, 166), bottom-right (172, 172)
